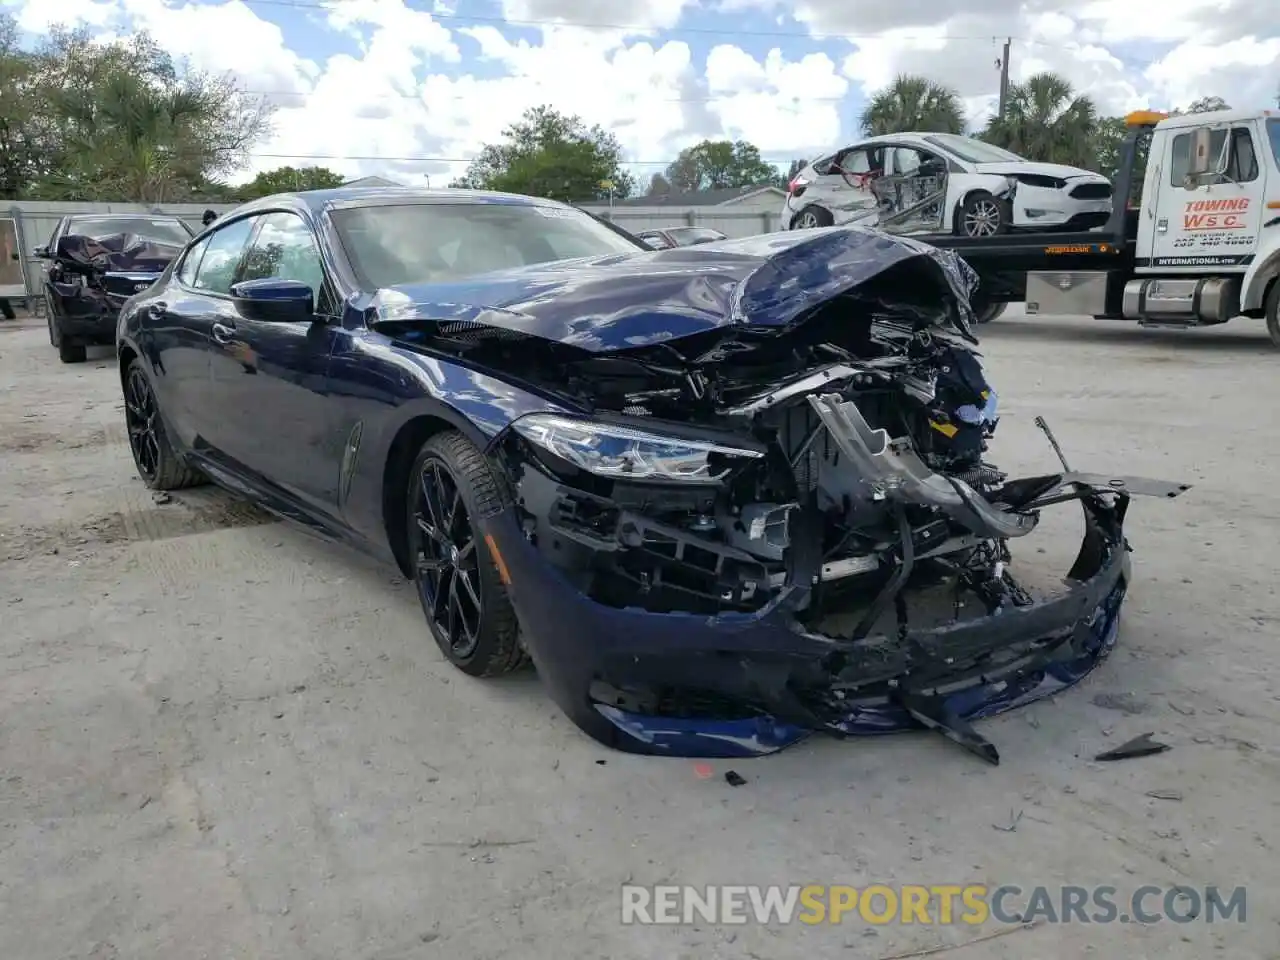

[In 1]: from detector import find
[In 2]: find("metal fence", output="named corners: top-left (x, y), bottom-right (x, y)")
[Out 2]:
top-left (2, 200), bottom-right (243, 304)
top-left (578, 207), bottom-right (783, 238)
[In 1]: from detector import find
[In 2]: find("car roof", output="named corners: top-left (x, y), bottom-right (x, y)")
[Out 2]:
top-left (227, 186), bottom-right (573, 218)
top-left (68, 212), bottom-right (186, 221)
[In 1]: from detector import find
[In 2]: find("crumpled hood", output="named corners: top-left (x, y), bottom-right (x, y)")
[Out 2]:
top-left (368, 226), bottom-right (980, 352)
top-left (974, 160), bottom-right (1108, 181)
top-left (54, 232), bottom-right (185, 276)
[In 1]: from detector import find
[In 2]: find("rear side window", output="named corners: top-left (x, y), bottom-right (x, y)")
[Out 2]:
top-left (1269, 119), bottom-right (1280, 169)
top-left (192, 217), bottom-right (256, 294)
top-left (177, 237), bottom-right (210, 286)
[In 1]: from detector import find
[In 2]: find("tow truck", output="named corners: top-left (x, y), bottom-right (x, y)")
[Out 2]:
top-left (922, 108), bottom-right (1280, 346)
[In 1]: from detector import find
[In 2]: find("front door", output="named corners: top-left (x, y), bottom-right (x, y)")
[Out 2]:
top-left (877, 145), bottom-right (948, 235)
top-left (205, 210), bottom-right (342, 516)
top-left (1149, 121), bottom-right (1266, 271)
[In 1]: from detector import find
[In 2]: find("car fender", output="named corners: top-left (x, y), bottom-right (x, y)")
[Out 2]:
top-left (1240, 230), bottom-right (1280, 313)
top-left (950, 174), bottom-right (1015, 231)
top-left (336, 339), bottom-right (583, 554)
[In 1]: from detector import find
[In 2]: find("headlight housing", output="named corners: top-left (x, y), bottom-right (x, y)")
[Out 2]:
top-left (511, 414), bottom-right (764, 484)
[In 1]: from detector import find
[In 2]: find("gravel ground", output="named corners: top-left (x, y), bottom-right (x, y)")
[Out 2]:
top-left (1, 307), bottom-right (1277, 960)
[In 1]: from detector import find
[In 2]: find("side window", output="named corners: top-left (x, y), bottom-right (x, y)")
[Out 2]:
top-left (176, 236), bottom-right (210, 286)
top-left (836, 148), bottom-right (871, 174)
top-left (1169, 127), bottom-right (1256, 186)
top-left (890, 147), bottom-right (922, 175)
top-left (1225, 128), bottom-right (1258, 182)
top-left (192, 217), bottom-right (256, 294)
top-left (238, 212), bottom-right (326, 296)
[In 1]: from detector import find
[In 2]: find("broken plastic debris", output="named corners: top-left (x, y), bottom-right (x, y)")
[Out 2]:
top-left (724, 770), bottom-right (747, 787)
top-left (1094, 732), bottom-right (1170, 762)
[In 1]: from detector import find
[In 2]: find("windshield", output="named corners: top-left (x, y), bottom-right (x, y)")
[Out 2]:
top-left (67, 217), bottom-right (192, 246)
top-left (1268, 119), bottom-right (1280, 170)
top-left (923, 134), bottom-right (1025, 164)
top-left (332, 201), bottom-right (647, 288)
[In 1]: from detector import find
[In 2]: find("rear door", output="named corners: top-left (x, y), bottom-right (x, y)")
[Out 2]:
top-left (812, 144), bottom-right (884, 225)
top-left (1149, 121), bottom-right (1265, 271)
top-left (163, 215), bottom-right (259, 451)
top-left (205, 210), bottom-right (342, 514)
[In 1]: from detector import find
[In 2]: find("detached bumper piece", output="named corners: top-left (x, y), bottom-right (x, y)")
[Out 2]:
top-left (492, 471), bottom-right (1190, 764)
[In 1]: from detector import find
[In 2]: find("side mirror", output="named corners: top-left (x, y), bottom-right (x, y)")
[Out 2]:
top-left (1185, 126), bottom-right (1229, 186)
top-left (229, 278), bottom-right (315, 323)
top-left (33, 245), bottom-right (49, 259)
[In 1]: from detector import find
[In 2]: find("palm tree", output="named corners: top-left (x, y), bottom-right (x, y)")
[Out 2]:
top-left (981, 72), bottom-right (1098, 168)
top-left (859, 74), bottom-right (966, 136)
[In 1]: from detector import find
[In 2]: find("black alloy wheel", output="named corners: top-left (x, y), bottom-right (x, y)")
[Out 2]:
top-left (122, 358), bottom-right (206, 490)
top-left (406, 432), bottom-right (526, 677)
top-left (413, 455), bottom-right (484, 659)
top-left (125, 364), bottom-right (162, 483)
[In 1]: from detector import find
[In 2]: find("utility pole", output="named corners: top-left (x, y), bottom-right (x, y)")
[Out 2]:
top-left (997, 37), bottom-right (1011, 120)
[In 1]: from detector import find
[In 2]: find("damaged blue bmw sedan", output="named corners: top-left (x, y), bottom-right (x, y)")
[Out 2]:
top-left (116, 187), bottom-right (1190, 763)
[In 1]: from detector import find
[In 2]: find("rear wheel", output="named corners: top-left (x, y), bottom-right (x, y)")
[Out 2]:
top-left (1265, 280), bottom-right (1280, 350)
top-left (791, 206), bottom-right (834, 229)
top-left (975, 303), bottom-right (1006, 324)
top-left (123, 359), bottom-right (206, 490)
top-left (407, 431), bottom-right (527, 677)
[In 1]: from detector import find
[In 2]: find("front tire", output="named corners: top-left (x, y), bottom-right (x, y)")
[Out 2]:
top-left (1265, 280), bottom-right (1280, 350)
top-left (123, 358), bottom-right (206, 490)
top-left (958, 191), bottom-right (1009, 238)
top-left (407, 431), bottom-right (527, 677)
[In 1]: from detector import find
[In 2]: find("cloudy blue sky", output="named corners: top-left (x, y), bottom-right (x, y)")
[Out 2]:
top-left (5, 0), bottom-right (1278, 185)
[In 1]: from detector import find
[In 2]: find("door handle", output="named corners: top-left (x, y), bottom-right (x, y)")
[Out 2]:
top-left (211, 321), bottom-right (236, 344)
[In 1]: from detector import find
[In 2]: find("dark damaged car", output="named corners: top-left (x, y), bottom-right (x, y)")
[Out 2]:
top-left (116, 188), bottom-right (1189, 763)
top-left (38, 213), bottom-right (194, 363)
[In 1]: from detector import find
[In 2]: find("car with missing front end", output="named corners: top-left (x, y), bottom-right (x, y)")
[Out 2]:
top-left (116, 187), bottom-right (1189, 763)
top-left (38, 213), bottom-right (195, 363)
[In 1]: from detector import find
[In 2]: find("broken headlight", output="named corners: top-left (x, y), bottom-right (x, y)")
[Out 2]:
top-left (512, 414), bottom-right (764, 484)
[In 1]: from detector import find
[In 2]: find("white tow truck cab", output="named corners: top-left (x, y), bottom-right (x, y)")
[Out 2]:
top-left (1025, 108), bottom-right (1280, 346)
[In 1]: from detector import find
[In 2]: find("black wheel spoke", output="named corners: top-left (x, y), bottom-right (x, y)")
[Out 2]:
top-left (411, 453), bottom-right (484, 660)
top-left (457, 568), bottom-right (480, 612)
top-left (416, 515), bottom-right (446, 546)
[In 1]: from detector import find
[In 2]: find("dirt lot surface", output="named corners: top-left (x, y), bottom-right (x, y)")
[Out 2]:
top-left (1, 308), bottom-right (1277, 959)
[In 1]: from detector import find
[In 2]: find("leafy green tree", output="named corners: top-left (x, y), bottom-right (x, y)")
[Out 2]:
top-left (859, 75), bottom-right (965, 136)
top-left (0, 15), bottom-right (62, 198)
top-left (980, 72), bottom-right (1098, 168)
top-left (645, 172), bottom-right (672, 196)
top-left (28, 26), bottom-right (272, 202)
top-left (662, 139), bottom-right (780, 193)
top-left (241, 165), bottom-right (346, 198)
top-left (450, 106), bottom-right (635, 202)
top-left (1182, 96), bottom-right (1230, 114)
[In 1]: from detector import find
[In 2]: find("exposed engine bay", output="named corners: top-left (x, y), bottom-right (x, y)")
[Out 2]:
top-left (485, 257), bottom-right (1035, 630)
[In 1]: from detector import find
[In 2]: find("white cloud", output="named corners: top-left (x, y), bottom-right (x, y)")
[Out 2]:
top-left (705, 46), bottom-right (848, 155)
top-left (4, 0), bottom-right (1278, 188)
